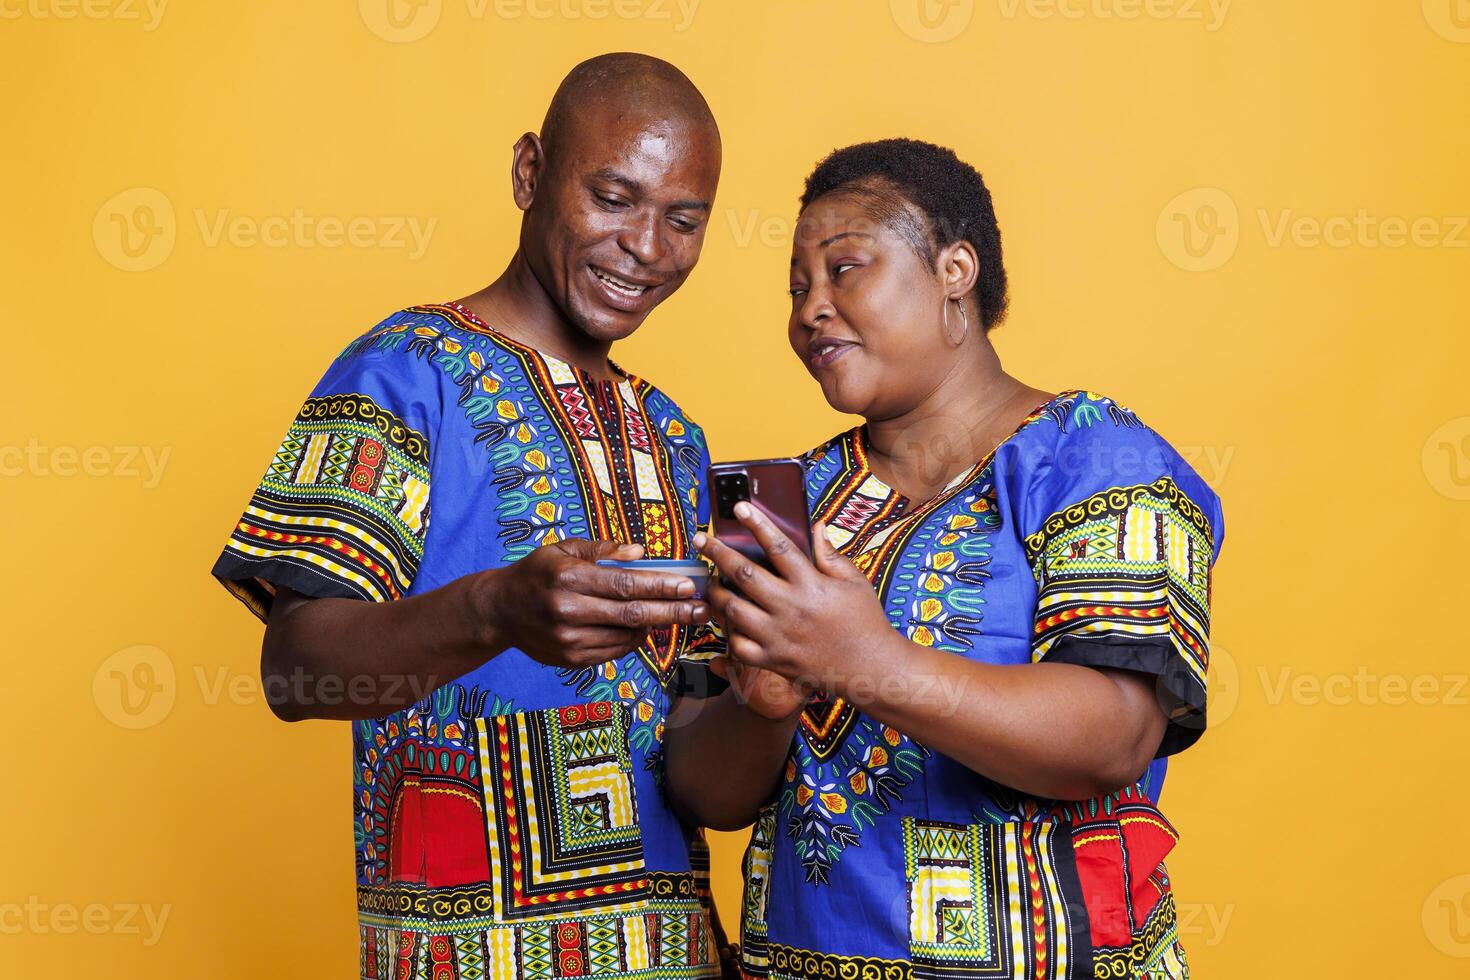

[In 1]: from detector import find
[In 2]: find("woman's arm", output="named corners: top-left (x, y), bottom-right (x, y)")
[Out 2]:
top-left (664, 679), bottom-right (802, 831)
top-left (695, 503), bottom-right (1168, 802)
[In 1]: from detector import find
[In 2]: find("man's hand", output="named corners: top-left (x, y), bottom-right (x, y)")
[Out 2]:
top-left (709, 654), bottom-right (809, 721)
top-left (483, 538), bottom-right (710, 670)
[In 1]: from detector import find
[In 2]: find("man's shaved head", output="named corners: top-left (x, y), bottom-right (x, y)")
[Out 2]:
top-left (505, 53), bottom-right (722, 349)
top-left (540, 53), bottom-right (720, 170)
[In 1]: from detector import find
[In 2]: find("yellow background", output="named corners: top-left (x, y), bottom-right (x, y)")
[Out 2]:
top-left (4, 0), bottom-right (1470, 975)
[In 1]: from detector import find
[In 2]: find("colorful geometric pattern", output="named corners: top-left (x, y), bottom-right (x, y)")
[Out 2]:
top-left (213, 304), bottom-right (720, 980)
top-left (902, 817), bottom-right (1084, 980)
top-left (217, 392), bottom-right (430, 614)
top-left (476, 701), bottom-right (648, 921)
top-left (1025, 477), bottom-right (1215, 752)
top-left (733, 390), bottom-right (1223, 980)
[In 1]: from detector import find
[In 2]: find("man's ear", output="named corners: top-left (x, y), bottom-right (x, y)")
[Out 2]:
top-left (938, 239), bottom-right (980, 303)
top-left (511, 132), bottom-right (545, 212)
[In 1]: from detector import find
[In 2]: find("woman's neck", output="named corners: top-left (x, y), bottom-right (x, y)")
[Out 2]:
top-left (864, 342), bottom-right (1048, 503)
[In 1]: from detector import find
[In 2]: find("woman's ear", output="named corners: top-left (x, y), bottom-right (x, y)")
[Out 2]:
top-left (510, 132), bottom-right (545, 211)
top-left (938, 239), bottom-right (980, 303)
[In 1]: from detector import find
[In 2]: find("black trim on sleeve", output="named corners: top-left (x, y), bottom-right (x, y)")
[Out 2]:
top-left (1043, 634), bottom-right (1208, 758)
top-left (211, 552), bottom-right (372, 624)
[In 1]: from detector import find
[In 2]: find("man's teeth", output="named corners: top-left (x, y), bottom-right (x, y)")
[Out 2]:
top-left (593, 268), bottom-right (649, 296)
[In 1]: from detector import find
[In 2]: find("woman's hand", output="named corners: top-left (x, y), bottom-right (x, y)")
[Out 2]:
top-left (692, 502), bottom-right (892, 689)
top-left (708, 655), bottom-right (809, 721)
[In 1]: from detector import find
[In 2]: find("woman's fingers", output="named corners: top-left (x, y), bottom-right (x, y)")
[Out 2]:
top-left (693, 530), bottom-right (782, 605)
top-left (732, 501), bottom-right (813, 582)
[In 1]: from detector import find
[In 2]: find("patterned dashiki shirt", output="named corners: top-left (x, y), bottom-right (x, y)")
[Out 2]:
top-left (212, 302), bottom-right (722, 980)
top-left (693, 390), bottom-right (1224, 980)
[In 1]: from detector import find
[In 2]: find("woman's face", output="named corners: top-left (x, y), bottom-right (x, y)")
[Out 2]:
top-left (787, 191), bottom-right (956, 421)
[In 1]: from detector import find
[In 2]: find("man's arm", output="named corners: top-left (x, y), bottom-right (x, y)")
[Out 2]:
top-left (260, 539), bottom-right (709, 721)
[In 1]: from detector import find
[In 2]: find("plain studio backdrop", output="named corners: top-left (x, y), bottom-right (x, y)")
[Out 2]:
top-left (3, 1), bottom-right (1468, 976)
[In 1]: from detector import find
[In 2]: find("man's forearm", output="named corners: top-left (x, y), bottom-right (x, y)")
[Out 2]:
top-left (261, 571), bottom-right (502, 722)
top-left (664, 690), bottom-right (800, 831)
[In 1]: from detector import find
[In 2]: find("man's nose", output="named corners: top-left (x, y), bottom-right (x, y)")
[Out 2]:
top-left (617, 210), bottom-right (668, 267)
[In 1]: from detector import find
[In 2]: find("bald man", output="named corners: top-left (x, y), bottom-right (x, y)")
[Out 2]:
top-left (212, 54), bottom-right (730, 978)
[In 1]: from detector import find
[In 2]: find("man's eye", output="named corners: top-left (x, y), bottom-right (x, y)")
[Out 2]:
top-left (595, 193), bottom-right (628, 209)
top-left (669, 216), bottom-right (699, 233)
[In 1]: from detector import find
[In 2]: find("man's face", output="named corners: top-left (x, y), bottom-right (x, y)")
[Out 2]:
top-left (521, 107), bottom-right (720, 344)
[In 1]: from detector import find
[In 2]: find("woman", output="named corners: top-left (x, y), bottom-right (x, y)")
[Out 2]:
top-left (666, 139), bottom-right (1223, 980)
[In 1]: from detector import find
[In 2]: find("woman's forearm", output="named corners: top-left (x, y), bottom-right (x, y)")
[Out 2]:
top-left (826, 632), bottom-right (1167, 801)
top-left (664, 690), bottom-right (801, 831)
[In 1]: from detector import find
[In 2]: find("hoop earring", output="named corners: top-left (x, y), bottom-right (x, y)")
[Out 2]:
top-left (943, 297), bottom-right (970, 346)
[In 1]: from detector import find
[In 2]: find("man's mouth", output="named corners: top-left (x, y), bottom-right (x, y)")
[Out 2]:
top-left (590, 265), bottom-right (657, 300)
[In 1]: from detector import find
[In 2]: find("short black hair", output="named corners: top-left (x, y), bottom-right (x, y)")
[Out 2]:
top-left (799, 138), bottom-right (1009, 331)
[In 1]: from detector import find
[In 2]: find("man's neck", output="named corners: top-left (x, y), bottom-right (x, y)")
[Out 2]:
top-left (455, 254), bottom-right (621, 382)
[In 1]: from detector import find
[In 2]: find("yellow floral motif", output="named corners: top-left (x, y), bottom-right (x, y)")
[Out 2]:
top-left (666, 419), bottom-right (685, 437)
top-left (637, 702), bottom-right (653, 722)
top-left (882, 728), bottom-right (901, 747)
top-left (515, 424), bottom-right (533, 443)
top-left (796, 785), bottom-right (814, 806)
top-left (820, 792), bottom-right (848, 814)
top-left (911, 626), bottom-right (936, 646)
top-left (535, 501), bottom-right (557, 522)
top-left (618, 681), bottom-right (636, 700)
top-left (527, 449), bottom-right (547, 469)
top-left (849, 772), bottom-right (868, 794)
top-left (468, 350), bottom-right (484, 371)
top-left (922, 573), bottom-right (945, 593)
top-left (918, 598), bottom-right (943, 621)
top-left (932, 551), bottom-right (955, 570)
top-left (479, 375), bottom-right (499, 394)
top-left (532, 476), bottom-right (551, 494)
top-left (496, 399), bottom-right (518, 420)
top-left (441, 337), bottom-right (462, 354)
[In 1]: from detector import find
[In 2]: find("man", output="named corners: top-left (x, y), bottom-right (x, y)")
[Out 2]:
top-left (212, 53), bottom-right (726, 979)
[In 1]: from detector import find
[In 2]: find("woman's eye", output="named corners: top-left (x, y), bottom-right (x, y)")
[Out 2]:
top-left (789, 286), bottom-right (807, 299)
top-left (832, 262), bottom-right (857, 277)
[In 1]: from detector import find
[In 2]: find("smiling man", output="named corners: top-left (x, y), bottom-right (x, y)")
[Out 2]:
top-left (211, 54), bottom-right (727, 979)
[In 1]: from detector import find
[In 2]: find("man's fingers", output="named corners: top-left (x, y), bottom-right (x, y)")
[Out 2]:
top-left (565, 595), bottom-right (710, 630)
top-left (560, 561), bottom-right (695, 601)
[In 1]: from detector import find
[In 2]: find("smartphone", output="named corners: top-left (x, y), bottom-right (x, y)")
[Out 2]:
top-left (707, 458), bottom-right (814, 571)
